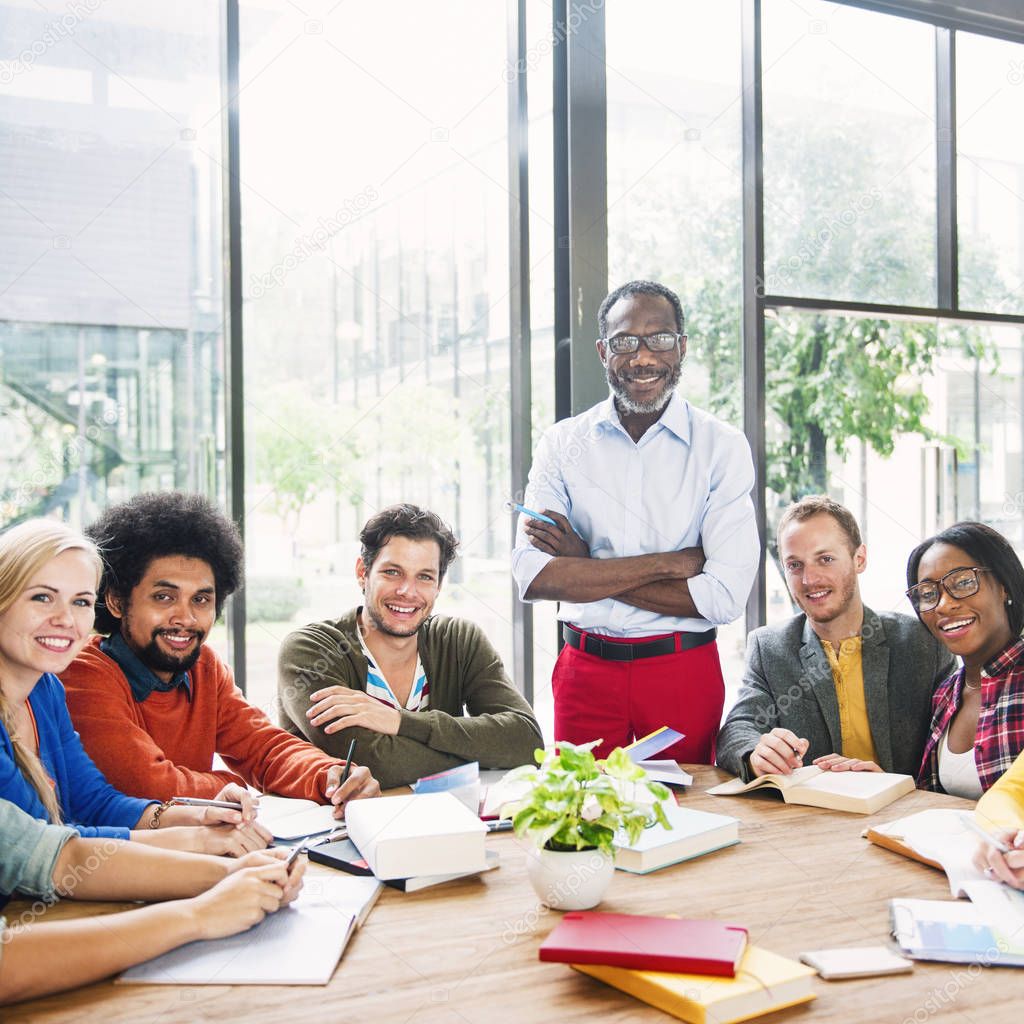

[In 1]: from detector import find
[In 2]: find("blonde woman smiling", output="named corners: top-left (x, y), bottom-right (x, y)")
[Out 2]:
top-left (0, 519), bottom-right (270, 855)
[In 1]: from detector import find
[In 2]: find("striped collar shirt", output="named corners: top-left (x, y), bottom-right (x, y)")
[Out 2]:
top-left (357, 631), bottom-right (430, 712)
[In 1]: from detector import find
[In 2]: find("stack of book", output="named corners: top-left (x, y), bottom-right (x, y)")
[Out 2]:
top-left (313, 791), bottom-right (497, 893)
top-left (540, 911), bottom-right (816, 1024)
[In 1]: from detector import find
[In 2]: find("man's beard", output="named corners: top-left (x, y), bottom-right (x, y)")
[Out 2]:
top-left (134, 628), bottom-right (205, 675)
top-left (606, 359), bottom-right (682, 415)
top-left (796, 575), bottom-right (858, 625)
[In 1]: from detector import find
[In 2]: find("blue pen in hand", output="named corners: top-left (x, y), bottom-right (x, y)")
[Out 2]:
top-left (506, 501), bottom-right (557, 526)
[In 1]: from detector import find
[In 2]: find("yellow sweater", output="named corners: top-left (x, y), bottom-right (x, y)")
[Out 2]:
top-left (976, 749), bottom-right (1024, 830)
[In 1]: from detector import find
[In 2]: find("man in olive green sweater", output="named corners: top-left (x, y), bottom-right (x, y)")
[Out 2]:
top-left (277, 504), bottom-right (543, 789)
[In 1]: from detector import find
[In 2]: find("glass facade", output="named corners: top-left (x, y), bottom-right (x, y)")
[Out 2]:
top-left (238, 1), bottom-right (511, 713)
top-left (2, 1), bottom-right (1023, 727)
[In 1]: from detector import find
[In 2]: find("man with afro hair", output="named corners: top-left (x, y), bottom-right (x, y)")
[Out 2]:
top-left (62, 492), bottom-right (380, 819)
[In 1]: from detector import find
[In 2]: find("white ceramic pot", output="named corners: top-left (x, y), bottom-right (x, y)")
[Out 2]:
top-left (524, 846), bottom-right (615, 910)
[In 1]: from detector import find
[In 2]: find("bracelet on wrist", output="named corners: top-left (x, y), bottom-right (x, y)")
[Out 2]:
top-left (149, 799), bottom-right (173, 829)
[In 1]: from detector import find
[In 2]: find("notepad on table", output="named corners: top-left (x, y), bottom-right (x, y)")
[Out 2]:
top-left (613, 800), bottom-right (739, 874)
top-left (707, 764), bottom-right (915, 814)
top-left (117, 875), bottom-right (381, 985)
top-left (890, 885), bottom-right (1024, 966)
top-left (345, 791), bottom-right (487, 880)
top-left (541, 912), bottom-right (747, 975)
top-left (572, 944), bottom-right (816, 1024)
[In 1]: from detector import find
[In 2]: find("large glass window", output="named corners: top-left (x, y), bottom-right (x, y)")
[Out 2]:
top-left (0, 2), bottom-right (227, 669)
top-left (605, 1), bottom-right (747, 700)
top-left (765, 309), bottom-right (1024, 624)
top-left (524, 0), bottom-right (558, 738)
top-left (240, 1), bottom-right (512, 715)
top-left (762, 1), bottom-right (937, 306)
top-left (956, 32), bottom-right (1024, 315)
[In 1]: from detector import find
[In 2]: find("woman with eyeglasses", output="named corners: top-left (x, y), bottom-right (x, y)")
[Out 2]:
top-left (905, 521), bottom-right (1024, 798)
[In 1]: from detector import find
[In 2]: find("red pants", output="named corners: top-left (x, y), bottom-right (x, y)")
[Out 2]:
top-left (551, 633), bottom-right (725, 764)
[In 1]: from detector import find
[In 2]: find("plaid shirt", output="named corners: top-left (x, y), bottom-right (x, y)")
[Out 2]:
top-left (917, 636), bottom-right (1024, 793)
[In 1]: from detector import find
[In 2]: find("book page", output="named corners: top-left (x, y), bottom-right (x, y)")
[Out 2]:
top-left (637, 760), bottom-right (694, 787)
top-left (707, 765), bottom-right (820, 795)
top-left (794, 769), bottom-right (907, 798)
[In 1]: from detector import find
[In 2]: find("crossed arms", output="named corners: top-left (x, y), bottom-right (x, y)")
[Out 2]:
top-left (522, 510), bottom-right (706, 618)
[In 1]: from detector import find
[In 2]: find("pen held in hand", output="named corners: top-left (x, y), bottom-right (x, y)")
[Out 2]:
top-left (170, 797), bottom-right (245, 811)
top-left (339, 738), bottom-right (357, 789)
top-left (285, 841), bottom-right (308, 870)
top-left (961, 812), bottom-right (1012, 854)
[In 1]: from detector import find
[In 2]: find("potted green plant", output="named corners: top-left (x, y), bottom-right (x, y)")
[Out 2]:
top-left (501, 741), bottom-right (671, 910)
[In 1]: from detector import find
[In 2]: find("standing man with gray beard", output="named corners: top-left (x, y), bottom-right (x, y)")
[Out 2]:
top-left (512, 280), bottom-right (759, 763)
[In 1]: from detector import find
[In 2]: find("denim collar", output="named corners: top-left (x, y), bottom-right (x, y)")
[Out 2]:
top-left (99, 630), bottom-right (193, 703)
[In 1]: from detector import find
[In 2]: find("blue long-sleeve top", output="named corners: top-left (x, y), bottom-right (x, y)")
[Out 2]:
top-left (0, 673), bottom-right (152, 839)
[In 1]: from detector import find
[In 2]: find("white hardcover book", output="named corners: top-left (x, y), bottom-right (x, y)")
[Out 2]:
top-left (345, 791), bottom-right (488, 880)
top-left (613, 800), bottom-right (740, 874)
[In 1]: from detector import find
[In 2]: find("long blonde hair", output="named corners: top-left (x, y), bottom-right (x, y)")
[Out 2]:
top-left (0, 519), bottom-right (102, 824)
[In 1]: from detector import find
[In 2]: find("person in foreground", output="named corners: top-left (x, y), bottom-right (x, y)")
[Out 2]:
top-left (908, 521), bottom-right (1024, 799)
top-left (973, 749), bottom-right (1024, 887)
top-left (0, 797), bottom-right (303, 1005)
top-left (0, 519), bottom-right (270, 854)
top-left (278, 504), bottom-right (542, 789)
top-left (62, 493), bottom-right (379, 817)
top-left (511, 280), bottom-right (759, 762)
top-left (717, 497), bottom-right (955, 780)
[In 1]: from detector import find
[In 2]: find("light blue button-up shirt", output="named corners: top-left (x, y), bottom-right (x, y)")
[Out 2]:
top-left (0, 798), bottom-right (76, 901)
top-left (512, 393), bottom-right (760, 636)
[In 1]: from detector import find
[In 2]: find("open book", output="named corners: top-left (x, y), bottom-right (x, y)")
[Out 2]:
top-left (864, 808), bottom-right (988, 897)
top-left (257, 794), bottom-right (339, 841)
top-left (707, 765), bottom-right (915, 814)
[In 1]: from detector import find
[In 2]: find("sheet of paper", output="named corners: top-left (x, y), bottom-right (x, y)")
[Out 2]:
top-left (637, 759), bottom-right (693, 787)
top-left (118, 875), bottom-right (379, 985)
top-left (480, 772), bottom-right (532, 818)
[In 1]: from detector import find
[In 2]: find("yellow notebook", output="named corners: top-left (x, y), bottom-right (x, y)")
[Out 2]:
top-left (572, 944), bottom-right (816, 1024)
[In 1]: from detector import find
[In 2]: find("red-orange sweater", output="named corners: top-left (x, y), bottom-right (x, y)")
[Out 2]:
top-left (62, 637), bottom-right (341, 802)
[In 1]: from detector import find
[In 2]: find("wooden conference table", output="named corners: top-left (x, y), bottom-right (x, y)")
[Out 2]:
top-left (9, 766), bottom-right (1024, 1024)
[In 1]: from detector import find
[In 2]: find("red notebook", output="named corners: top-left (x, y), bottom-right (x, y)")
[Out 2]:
top-left (539, 912), bottom-right (748, 977)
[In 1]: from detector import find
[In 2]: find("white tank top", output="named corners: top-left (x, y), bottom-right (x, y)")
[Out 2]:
top-left (937, 726), bottom-right (983, 800)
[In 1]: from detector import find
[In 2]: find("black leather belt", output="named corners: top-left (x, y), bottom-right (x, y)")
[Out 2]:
top-left (562, 623), bottom-right (717, 662)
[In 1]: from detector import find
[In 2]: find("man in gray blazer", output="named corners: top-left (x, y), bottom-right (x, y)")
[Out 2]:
top-left (717, 496), bottom-right (956, 781)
